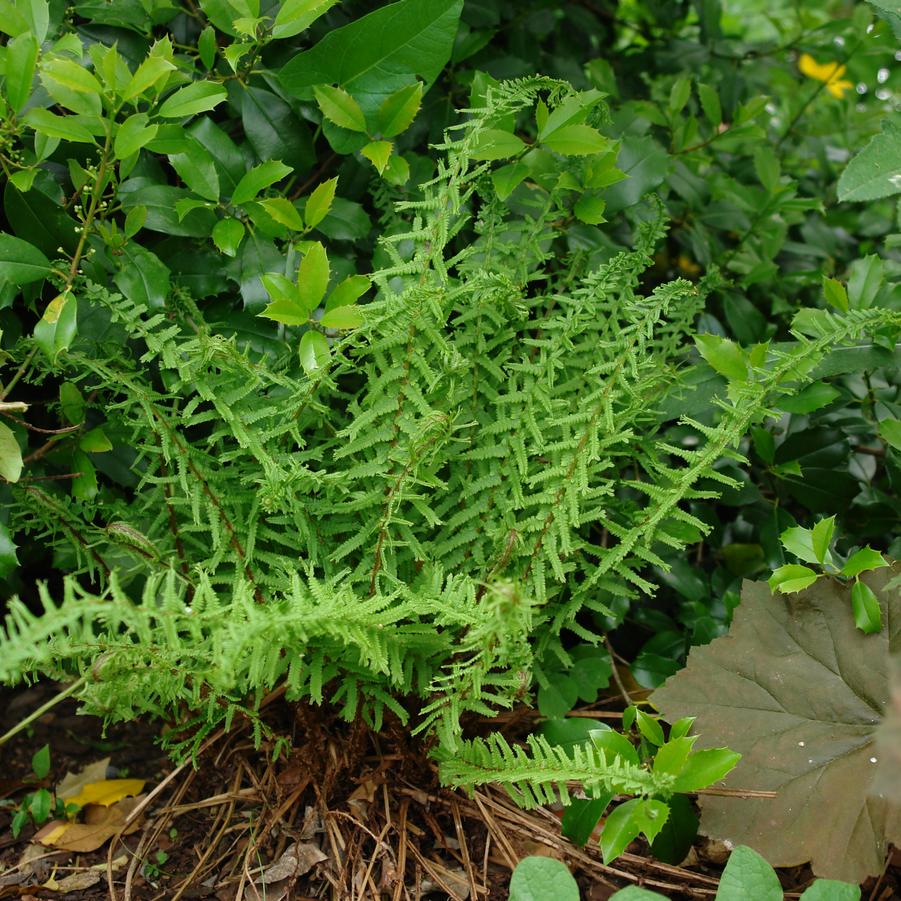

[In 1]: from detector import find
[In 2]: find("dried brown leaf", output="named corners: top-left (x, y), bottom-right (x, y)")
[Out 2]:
top-left (34, 796), bottom-right (144, 852)
top-left (56, 758), bottom-right (110, 803)
top-left (43, 870), bottom-right (102, 892)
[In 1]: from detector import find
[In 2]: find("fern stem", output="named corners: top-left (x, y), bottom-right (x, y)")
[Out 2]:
top-left (0, 675), bottom-right (87, 748)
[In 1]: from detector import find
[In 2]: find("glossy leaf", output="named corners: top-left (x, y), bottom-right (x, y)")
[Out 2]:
top-left (211, 218), bottom-right (245, 257)
top-left (320, 305), bottom-right (363, 330)
top-left (280, 0), bottom-right (463, 115)
top-left (841, 547), bottom-right (887, 578)
top-left (314, 84), bottom-right (368, 133)
top-left (123, 55), bottom-right (176, 102)
top-left (670, 748), bottom-right (741, 793)
top-left (272, 0), bottom-right (340, 39)
top-left (778, 382), bottom-right (840, 414)
top-left (296, 241), bottom-right (329, 313)
top-left (304, 176), bottom-right (337, 229)
top-left (768, 563), bottom-right (819, 593)
top-left (23, 108), bottom-right (96, 143)
top-left (5, 31), bottom-right (38, 114)
top-left (374, 81), bottom-right (423, 137)
top-left (810, 516), bottom-right (835, 565)
top-left (0, 233), bottom-right (51, 285)
top-left (0, 422), bottom-right (23, 483)
top-left (542, 124), bottom-right (609, 156)
top-left (231, 160), bottom-right (293, 205)
top-left (114, 114), bottom-right (159, 160)
top-left (258, 198), bottom-right (304, 231)
top-left (158, 82), bottom-right (228, 119)
top-left (878, 417), bottom-right (901, 451)
top-left (850, 580), bottom-right (882, 634)
top-left (470, 129), bottom-right (526, 161)
top-left (34, 291), bottom-right (77, 359)
top-left (113, 244), bottom-right (170, 310)
top-left (695, 334), bottom-right (747, 382)
top-left (169, 143), bottom-right (220, 201)
top-left (361, 140), bottom-right (392, 174)
top-left (299, 329), bottom-right (330, 374)
top-left (601, 798), bottom-right (669, 863)
top-left (325, 274), bottom-right (369, 311)
top-left (260, 273), bottom-right (308, 325)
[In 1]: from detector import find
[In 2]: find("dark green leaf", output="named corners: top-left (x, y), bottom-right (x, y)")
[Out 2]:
top-left (241, 86), bottom-right (315, 172)
top-left (31, 744), bottom-right (50, 779)
top-left (211, 218), bottom-right (245, 257)
top-left (279, 0), bottom-right (463, 116)
top-left (778, 382), bottom-right (840, 414)
top-left (169, 140), bottom-right (220, 201)
top-left (114, 244), bottom-right (171, 310)
top-left (231, 160), bottom-right (293, 205)
top-left (0, 234), bottom-right (51, 285)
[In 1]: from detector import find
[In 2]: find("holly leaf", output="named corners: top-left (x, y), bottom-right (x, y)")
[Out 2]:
top-left (652, 569), bottom-right (901, 883)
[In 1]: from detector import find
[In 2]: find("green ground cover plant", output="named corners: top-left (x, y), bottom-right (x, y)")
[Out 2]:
top-left (0, 0), bottom-right (899, 894)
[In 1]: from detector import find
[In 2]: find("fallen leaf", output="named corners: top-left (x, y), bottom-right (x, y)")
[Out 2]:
top-left (652, 568), bottom-right (901, 883)
top-left (64, 778), bottom-right (145, 808)
top-left (34, 796), bottom-right (145, 852)
top-left (254, 842), bottom-right (327, 884)
top-left (42, 870), bottom-right (102, 892)
top-left (56, 758), bottom-right (110, 802)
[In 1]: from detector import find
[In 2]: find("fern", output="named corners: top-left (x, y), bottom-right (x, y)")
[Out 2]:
top-left (2, 77), bottom-right (899, 790)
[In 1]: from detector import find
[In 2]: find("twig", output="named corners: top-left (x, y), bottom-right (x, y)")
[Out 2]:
top-left (605, 637), bottom-right (634, 707)
top-left (0, 676), bottom-right (87, 747)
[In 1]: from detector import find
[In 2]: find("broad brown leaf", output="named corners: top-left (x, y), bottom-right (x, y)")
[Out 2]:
top-left (652, 567), bottom-right (900, 883)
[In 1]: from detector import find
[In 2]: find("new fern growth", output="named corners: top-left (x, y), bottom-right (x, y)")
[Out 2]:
top-left (2, 78), bottom-right (899, 807)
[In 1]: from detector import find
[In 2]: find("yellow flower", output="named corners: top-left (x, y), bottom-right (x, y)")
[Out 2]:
top-left (798, 53), bottom-right (854, 99)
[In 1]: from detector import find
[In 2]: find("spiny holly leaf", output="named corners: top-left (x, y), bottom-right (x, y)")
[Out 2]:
top-left (652, 568), bottom-right (901, 883)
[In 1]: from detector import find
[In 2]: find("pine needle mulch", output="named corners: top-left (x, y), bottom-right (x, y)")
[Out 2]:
top-left (1, 683), bottom-right (897, 901)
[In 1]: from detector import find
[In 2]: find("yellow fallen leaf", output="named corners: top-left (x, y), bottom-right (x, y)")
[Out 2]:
top-left (65, 778), bottom-right (145, 808)
top-left (34, 797), bottom-right (144, 852)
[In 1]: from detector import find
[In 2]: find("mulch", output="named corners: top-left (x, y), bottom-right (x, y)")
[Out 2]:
top-left (1, 683), bottom-right (898, 900)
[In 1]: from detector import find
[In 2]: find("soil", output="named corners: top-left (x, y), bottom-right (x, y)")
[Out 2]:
top-left (0, 682), bottom-right (898, 901)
